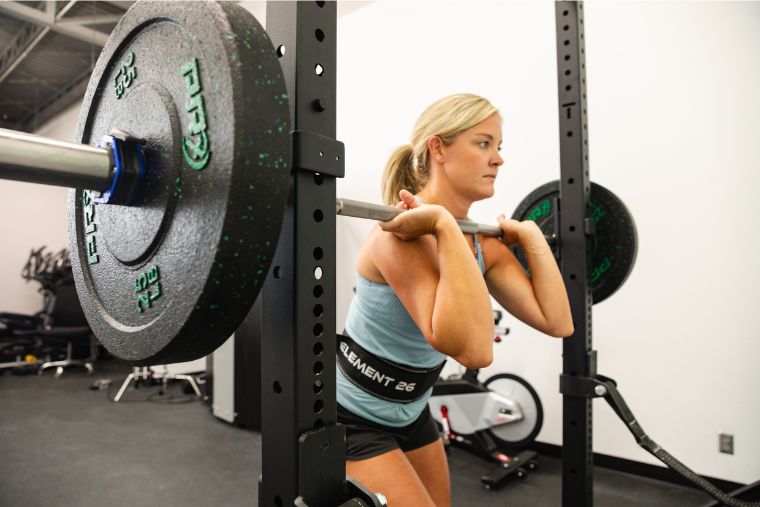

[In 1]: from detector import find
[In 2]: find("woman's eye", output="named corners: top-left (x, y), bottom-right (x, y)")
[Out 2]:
top-left (479, 141), bottom-right (489, 148)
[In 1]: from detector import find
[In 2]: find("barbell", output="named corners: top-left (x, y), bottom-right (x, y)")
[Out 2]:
top-left (0, 128), bottom-right (508, 238)
top-left (0, 1), bottom-right (637, 365)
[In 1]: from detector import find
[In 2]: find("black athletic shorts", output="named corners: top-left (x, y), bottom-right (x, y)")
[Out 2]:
top-left (337, 403), bottom-right (442, 461)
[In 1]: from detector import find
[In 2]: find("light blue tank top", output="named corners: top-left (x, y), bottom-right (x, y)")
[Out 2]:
top-left (337, 234), bottom-right (486, 427)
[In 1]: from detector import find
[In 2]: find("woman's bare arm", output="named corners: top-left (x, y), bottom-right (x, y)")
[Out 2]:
top-left (369, 205), bottom-right (494, 367)
top-left (484, 219), bottom-right (573, 337)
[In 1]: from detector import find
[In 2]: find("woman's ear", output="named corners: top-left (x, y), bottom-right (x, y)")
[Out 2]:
top-left (427, 136), bottom-right (445, 162)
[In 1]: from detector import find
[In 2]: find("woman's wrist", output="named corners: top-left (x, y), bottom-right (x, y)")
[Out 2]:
top-left (433, 208), bottom-right (458, 236)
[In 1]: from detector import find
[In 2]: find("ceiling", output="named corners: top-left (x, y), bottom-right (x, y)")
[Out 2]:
top-left (0, 1), bottom-right (134, 133)
top-left (0, 1), bottom-right (371, 134)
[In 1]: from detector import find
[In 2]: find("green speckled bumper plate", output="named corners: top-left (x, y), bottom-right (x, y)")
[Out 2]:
top-left (68, 1), bottom-right (290, 365)
top-left (512, 181), bottom-right (637, 305)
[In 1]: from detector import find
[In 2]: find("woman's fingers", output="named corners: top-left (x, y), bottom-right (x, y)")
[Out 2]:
top-left (398, 189), bottom-right (419, 209)
top-left (379, 218), bottom-right (395, 231)
top-left (379, 217), bottom-right (411, 240)
top-left (381, 193), bottom-right (442, 241)
top-left (497, 214), bottom-right (517, 245)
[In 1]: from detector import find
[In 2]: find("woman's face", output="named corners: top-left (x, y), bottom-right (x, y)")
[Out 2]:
top-left (436, 113), bottom-right (504, 201)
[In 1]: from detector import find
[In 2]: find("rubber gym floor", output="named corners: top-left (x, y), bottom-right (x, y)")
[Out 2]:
top-left (0, 359), bottom-right (710, 507)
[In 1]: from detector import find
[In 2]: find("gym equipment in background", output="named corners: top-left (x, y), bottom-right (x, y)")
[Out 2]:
top-left (430, 310), bottom-right (541, 491)
top-left (0, 247), bottom-right (94, 376)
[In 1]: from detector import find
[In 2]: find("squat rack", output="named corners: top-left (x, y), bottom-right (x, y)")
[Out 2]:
top-left (254, 2), bottom-right (596, 506)
top-left (553, 3), bottom-right (596, 506)
top-left (247, 1), bottom-right (760, 506)
top-left (253, 1), bottom-right (745, 506)
top-left (259, 2), bottom-right (349, 506)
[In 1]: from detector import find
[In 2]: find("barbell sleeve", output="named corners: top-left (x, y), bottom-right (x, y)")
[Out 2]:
top-left (0, 127), bottom-right (113, 190)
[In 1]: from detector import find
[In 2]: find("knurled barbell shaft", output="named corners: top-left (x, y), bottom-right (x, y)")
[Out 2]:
top-left (336, 197), bottom-right (505, 238)
top-left (0, 127), bottom-right (112, 190)
top-left (336, 199), bottom-right (557, 245)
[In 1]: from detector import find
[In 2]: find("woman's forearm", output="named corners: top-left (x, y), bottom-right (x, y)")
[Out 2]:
top-left (518, 222), bottom-right (574, 336)
top-left (430, 217), bottom-right (494, 365)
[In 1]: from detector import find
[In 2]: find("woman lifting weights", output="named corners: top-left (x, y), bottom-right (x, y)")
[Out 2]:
top-left (336, 93), bottom-right (573, 506)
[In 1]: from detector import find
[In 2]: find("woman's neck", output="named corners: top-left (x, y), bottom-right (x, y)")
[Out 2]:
top-left (416, 179), bottom-right (472, 220)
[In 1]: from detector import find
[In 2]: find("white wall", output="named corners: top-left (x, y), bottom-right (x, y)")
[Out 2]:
top-left (336, 1), bottom-right (760, 484)
top-left (1, 0), bottom-right (757, 486)
top-left (0, 103), bottom-right (80, 314)
top-left (583, 0), bottom-right (760, 484)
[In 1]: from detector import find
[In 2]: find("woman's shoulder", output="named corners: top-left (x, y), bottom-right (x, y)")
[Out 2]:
top-left (357, 225), bottom-right (437, 283)
top-left (356, 227), bottom-right (386, 283)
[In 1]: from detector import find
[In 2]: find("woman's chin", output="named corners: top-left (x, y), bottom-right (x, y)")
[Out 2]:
top-left (463, 182), bottom-right (496, 202)
top-left (478, 185), bottom-right (496, 200)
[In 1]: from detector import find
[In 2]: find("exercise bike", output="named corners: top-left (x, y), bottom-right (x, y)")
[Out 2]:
top-left (428, 310), bottom-right (543, 490)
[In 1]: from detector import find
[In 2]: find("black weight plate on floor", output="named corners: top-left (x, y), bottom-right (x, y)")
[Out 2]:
top-left (512, 180), bottom-right (637, 304)
top-left (68, 1), bottom-right (290, 365)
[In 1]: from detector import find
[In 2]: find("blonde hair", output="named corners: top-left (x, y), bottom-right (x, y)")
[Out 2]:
top-left (381, 94), bottom-right (500, 205)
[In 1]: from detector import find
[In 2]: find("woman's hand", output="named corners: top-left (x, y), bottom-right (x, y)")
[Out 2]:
top-left (497, 214), bottom-right (524, 247)
top-left (498, 216), bottom-right (551, 254)
top-left (379, 189), bottom-right (453, 240)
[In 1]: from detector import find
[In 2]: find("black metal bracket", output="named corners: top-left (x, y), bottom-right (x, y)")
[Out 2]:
top-left (292, 130), bottom-right (345, 178)
top-left (560, 373), bottom-right (649, 447)
top-left (559, 349), bottom-right (605, 399)
top-left (551, 195), bottom-right (561, 260)
top-left (296, 424), bottom-right (347, 506)
top-left (583, 217), bottom-right (596, 236)
top-left (559, 374), bottom-right (607, 399)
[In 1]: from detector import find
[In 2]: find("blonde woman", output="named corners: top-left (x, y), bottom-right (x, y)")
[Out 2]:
top-left (337, 94), bottom-right (573, 506)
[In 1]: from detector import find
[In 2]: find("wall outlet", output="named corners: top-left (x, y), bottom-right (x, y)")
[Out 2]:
top-left (719, 433), bottom-right (734, 454)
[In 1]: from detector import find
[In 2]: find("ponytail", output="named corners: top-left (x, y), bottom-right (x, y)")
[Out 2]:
top-left (381, 145), bottom-right (424, 206)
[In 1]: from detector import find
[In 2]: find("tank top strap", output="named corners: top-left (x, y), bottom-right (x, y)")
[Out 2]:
top-left (412, 195), bottom-right (486, 274)
top-left (472, 233), bottom-right (486, 274)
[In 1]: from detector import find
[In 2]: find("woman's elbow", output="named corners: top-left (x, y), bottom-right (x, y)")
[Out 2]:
top-left (455, 349), bottom-right (493, 369)
top-left (428, 338), bottom-right (493, 369)
top-left (547, 321), bottom-right (574, 338)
